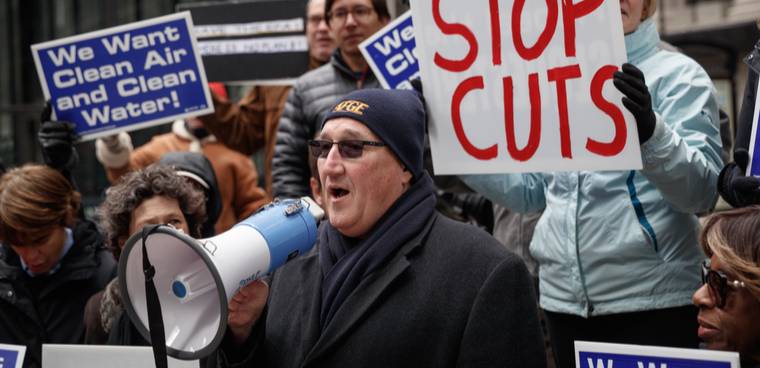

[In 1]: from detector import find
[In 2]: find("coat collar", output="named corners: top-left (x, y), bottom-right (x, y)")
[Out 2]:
top-left (625, 18), bottom-right (660, 64)
top-left (301, 213), bottom-right (439, 366)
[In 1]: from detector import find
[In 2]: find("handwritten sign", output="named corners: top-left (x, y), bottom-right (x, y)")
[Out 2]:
top-left (575, 341), bottom-right (740, 368)
top-left (411, 0), bottom-right (642, 174)
top-left (360, 11), bottom-right (419, 90)
top-left (31, 12), bottom-right (213, 141)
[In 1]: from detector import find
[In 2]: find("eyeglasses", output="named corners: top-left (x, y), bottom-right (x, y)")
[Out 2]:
top-left (325, 5), bottom-right (375, 27)
top-left (307, 14), bottom-right (324, 27)
top-left (701, 260), bottom-right (746, 308)
top-left (308, 139), bottom-right (385, 159)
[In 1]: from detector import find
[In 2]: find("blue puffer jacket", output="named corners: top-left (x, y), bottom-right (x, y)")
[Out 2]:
top-left (463, 18), bottom-right (723, 317)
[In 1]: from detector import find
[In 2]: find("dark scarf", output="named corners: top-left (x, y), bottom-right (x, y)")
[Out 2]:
top-left (318, 173), bottom-right (436, 329)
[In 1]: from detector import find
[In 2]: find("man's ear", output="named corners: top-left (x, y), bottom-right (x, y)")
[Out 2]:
top-left (401, 169), bottom-right (413, 190)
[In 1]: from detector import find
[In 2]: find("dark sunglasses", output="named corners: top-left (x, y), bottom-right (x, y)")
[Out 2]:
top-left (308, 139), bottom-right (385, 159)
top-left (701, 260), bottom-right (746, 309)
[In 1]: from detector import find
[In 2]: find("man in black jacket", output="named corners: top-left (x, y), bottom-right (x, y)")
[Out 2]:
top-left (0, 165), bottom-right (116, 368)
top-left (271, 0), bottom-right (390, 199)
top-left (218, 89), bottom-right (546, 368)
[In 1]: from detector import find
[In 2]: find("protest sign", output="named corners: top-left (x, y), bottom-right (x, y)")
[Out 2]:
top-left (32, 12), bottom-right (213, 141)
top-left (575, 341), bottom-right (740, 368)
top-left (0, 343), bottom-right (26, 368)
top-left (745, 75), bottom-right (760, 176)
top-left (410, 0), bottom-right (642, 174)
top-left (178, 0), bottom-right (309, 83)
top-left (360, 11), bottom-right (419, 90)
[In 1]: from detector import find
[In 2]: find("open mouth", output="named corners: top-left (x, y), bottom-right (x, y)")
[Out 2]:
top-left (330, 187), bottom-right (350, 199)
top-left (328, 186), bottom-right (349, 199)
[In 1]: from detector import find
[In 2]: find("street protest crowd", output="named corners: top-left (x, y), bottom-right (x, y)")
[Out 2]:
top-left (1, 0), bottom-right (760, 367)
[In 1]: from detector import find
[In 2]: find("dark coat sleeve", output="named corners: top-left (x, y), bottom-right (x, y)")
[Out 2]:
top-left (735, 68), bottom-right (758, 152)
top-left (455, 255), bottom-right (546, 368)
top-left (272, 86), bottom-right (313, 199)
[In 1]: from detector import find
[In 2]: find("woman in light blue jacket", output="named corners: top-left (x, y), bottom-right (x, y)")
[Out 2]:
top-left (463, 1), bottom-right (723, 367)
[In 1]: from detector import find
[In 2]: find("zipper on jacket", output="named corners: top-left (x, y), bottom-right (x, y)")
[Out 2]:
top-left (574, 173), bottom-right (594, 316)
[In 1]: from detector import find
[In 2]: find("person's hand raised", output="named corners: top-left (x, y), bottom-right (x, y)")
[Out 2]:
top-left (38, 101), bottom-right (79, 171)
top-left (718, 148), bottom-right (760, 207)
top-left (613, 63), bottom-right (656, 144)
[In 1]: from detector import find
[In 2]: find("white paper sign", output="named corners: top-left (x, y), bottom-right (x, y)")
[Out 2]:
top-left (411, 0), bottom-right (642, 174)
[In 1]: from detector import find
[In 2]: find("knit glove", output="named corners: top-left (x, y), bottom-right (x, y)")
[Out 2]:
top-left (718, 148), bottom-right (760, 207)
top-left (38, 101), bottom-right (79, 171)
top-left (613, 63), bottom-right (656, 144)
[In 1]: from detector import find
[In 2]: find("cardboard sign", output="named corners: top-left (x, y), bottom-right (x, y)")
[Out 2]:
top-left (360, 11), bottom-right (419, 90)
top-left (32, 12), bottom-right (213, 141)
top-left (178, 0), bottom-right (310, 83)
top-left (575, 341), bottom-right (741, 368)
top-left (745, 75), bottom-right (760, 176)
top-left (0, 344), bottom-right (26, 368)
top-left (411, 0), bottom-right (642, 174)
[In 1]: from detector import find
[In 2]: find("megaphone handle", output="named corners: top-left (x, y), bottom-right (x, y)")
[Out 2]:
top-left (141, 225), bottom-right (169, 368)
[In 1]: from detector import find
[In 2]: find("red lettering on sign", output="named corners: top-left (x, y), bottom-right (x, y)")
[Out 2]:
top-left (452, 76), bottom-right (497, 160)
top-left (503, 73), bottom-right (542, 161)
top-left (548, 64), bottom-right (582, 159)
top-left (561, 0), bottom-right (603, 57)
top-left (433, 0), bottom-right (478, 72)
top-left (588, 65), bottom-right (627, 156)
top-left (512, 0), bottom-right (559, 61)
top-left (489, 0), bottom-right (501, 66)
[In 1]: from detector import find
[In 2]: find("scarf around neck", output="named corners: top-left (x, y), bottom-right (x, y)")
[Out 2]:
top-left (318, 173), bottom-right (436, 329)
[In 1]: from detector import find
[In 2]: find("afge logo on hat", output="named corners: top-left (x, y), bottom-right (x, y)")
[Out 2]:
top-left (333, 100), bottom-right (369, 115)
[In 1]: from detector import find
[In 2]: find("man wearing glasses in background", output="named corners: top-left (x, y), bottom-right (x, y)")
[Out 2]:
top-left (215, 89), bottom-right (546, 368)
top-left (271, 0), bottom-right (390, 200)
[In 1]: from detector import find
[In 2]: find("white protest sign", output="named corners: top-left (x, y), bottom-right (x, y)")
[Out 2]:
top-left (0, 343), bottom-right (26, 368)
top-left (411, 0), bottom-right (642, 174)
top-left (31, 12), bottom-right (213, 141)
top-left (575, 341), bottom-right (741, 368)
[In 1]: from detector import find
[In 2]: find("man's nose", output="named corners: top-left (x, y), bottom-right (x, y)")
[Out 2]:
top-left (321, 144), bottom-right (345, 173)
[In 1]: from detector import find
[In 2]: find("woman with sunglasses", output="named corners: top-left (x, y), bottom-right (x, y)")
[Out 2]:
top-left (693, 206), bottom-right (760, 367)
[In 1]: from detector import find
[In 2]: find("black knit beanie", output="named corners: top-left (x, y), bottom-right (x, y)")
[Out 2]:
top-left (320, 88), bottom-right (426, 180)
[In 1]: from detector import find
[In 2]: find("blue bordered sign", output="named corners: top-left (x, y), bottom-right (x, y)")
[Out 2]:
top-left (31, 12), bottom-right (213, 141)
top-left (359, 11), bottom-right (419, 90)
top-left (575, 341), bottom-right (740, 368)
top-left (0, 343), bottom-right (26, 368)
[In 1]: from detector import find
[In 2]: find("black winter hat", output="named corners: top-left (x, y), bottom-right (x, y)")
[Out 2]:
top-left (159, 151), bottom-right (221, 238)
top-left (321, 88), bottom-right (426, 180)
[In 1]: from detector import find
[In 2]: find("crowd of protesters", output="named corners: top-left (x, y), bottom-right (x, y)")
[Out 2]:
top-left (1, 0), bottom-right (760, 367)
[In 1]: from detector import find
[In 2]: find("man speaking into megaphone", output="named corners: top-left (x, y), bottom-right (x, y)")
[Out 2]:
top-left (214, 89), bottom-right (546, 367)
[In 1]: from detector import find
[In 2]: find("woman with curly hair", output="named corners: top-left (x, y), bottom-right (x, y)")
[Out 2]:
top-left (693, 206), bottom-right (760, 367)
top-left (0, 164), bottom-right (116, 368)
top-left (84, 163), bottom-right (207, 345)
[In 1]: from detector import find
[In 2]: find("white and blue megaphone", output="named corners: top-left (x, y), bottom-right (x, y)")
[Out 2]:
top-left (118, 197), bottom-right (324, 360)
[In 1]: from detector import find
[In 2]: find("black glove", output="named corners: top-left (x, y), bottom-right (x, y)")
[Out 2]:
top-left (38, 102), bottom-right (79, 171)
top-left (613, 63), bottom-right (656, 144)
top-left (718, 148), bottom-right (760, 207)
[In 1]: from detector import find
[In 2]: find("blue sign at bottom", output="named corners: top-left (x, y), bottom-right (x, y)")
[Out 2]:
top-left (579, 352), bottom-right (731, 368)
top-left (0, 349), bottom-right (20, 368)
